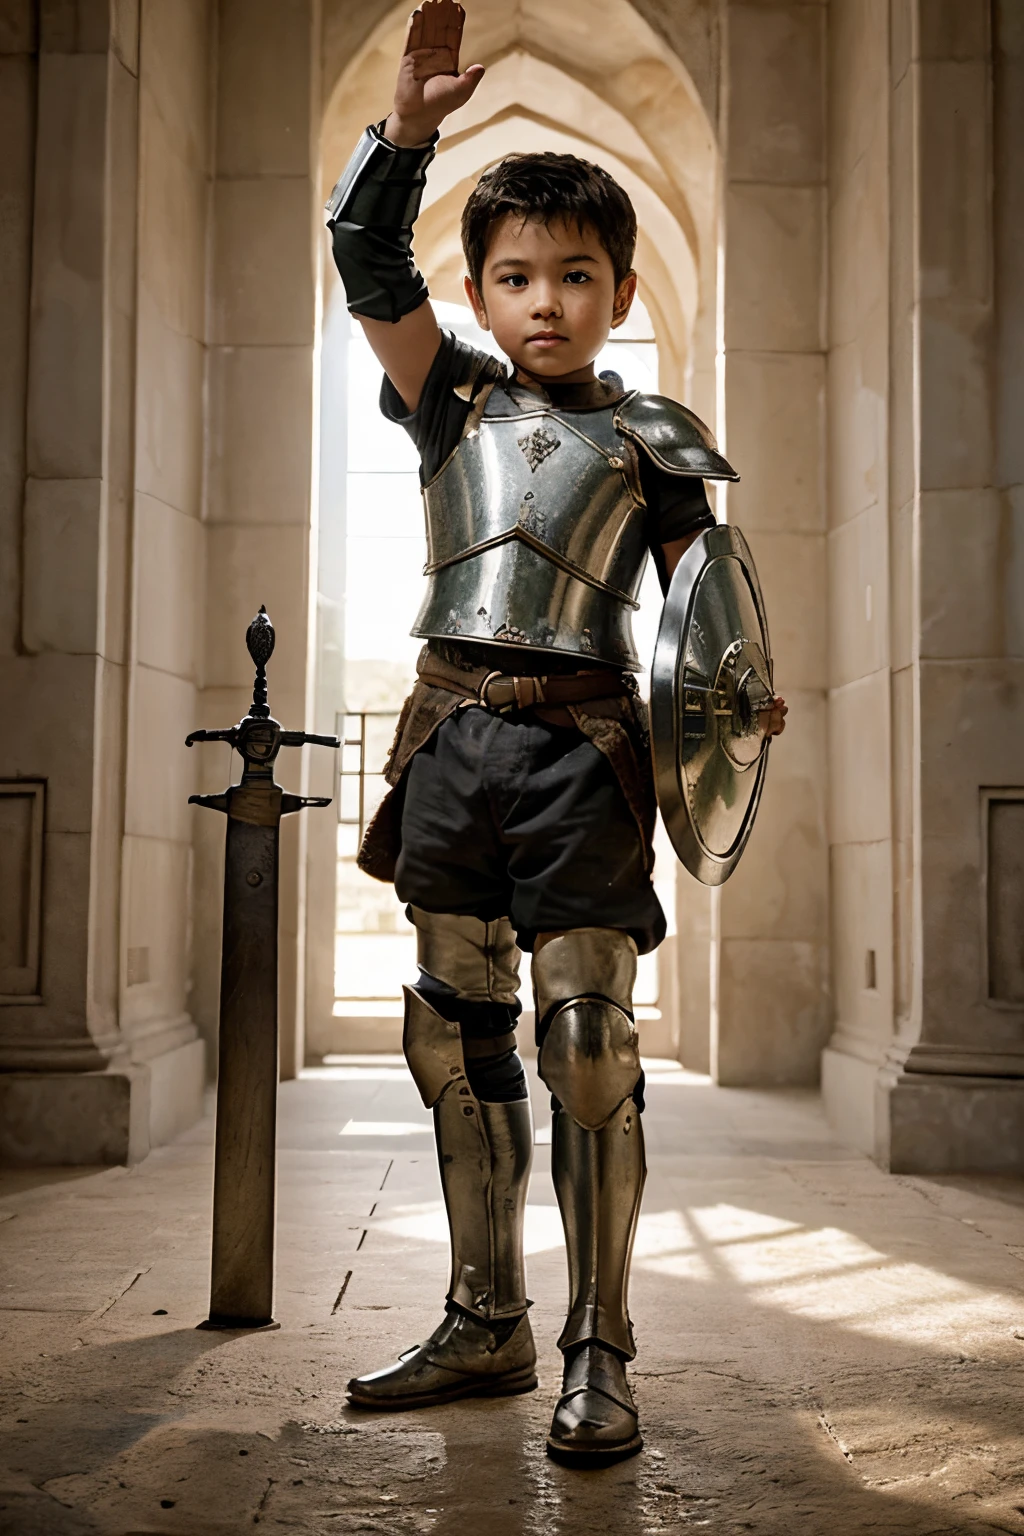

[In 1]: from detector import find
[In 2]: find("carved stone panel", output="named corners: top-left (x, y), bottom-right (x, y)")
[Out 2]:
top-left (985, 790), bottom-right (1024, 1006)
top-left (0, 782), bottom-right (45, 1001)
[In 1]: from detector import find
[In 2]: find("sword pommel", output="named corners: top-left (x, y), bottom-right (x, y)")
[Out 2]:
top-left (246, 605), bottom-right (276, 720)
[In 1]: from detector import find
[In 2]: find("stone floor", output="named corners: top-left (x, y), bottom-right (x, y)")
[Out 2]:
top-left (2, 1058), bottom-right (1024, 1535)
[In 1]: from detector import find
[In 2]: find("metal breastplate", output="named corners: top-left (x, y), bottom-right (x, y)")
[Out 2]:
top-left (412, 388), bottom-right (649, 671)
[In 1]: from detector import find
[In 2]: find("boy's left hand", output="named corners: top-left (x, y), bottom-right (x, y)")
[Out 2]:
top-left (759, 696), bottom-right (788, 737)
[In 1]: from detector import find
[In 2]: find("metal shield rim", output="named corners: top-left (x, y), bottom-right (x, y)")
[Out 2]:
top-left (650, 524), bottom-right (772, 886)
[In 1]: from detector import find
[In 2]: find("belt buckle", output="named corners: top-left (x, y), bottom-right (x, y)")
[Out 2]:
top-left (479, 671), bottom-right (548, 714)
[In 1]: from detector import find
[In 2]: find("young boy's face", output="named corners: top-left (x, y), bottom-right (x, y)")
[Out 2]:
top-left (464, 213), bottom-right (636, 384)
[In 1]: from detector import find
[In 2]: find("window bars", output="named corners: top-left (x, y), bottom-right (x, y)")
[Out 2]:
top-left (335, 710), bottom-right (400, 842)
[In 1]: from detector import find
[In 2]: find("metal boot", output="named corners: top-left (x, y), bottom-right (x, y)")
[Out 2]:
top-left (347, 915), bottom-right (536, 1409)
top-left (535, 929), bottom-right (646, 1464)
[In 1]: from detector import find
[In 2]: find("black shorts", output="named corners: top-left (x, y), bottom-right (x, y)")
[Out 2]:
top-left (394, 705), bottom-right (666, 954)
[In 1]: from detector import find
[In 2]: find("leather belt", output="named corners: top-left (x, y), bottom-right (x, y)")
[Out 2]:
top-left (418, 660), bottom-right (629, 714)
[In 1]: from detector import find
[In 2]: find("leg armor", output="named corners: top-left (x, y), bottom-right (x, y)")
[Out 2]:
top-left (535, 928), bottom-right (646, 1463)
top-left (407, 909), bottom-right (532, 1322)
top-left (347, 912), bottom-right (536, 1410)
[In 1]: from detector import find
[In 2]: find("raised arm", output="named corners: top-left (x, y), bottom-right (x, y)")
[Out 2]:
top-left (326, 0), bottom-right (484, 412)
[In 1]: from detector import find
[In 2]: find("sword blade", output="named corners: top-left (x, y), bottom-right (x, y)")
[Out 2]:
top-left (209, 816), bottom-right (279, 1324)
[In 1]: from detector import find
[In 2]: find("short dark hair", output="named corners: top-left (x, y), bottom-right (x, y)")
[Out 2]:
top-left (461, 152), bottom-right (637, 290)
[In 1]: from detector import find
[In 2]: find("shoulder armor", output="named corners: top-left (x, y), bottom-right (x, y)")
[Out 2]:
top-left (614, 392), bottom-right (739, 481)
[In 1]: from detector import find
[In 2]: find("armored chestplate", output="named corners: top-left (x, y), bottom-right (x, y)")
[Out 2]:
top-left (413, 388), bottom-right (649, 671)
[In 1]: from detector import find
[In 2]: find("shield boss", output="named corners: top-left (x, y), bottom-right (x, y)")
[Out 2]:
top-left (651, 524), bottom-right (773, 886)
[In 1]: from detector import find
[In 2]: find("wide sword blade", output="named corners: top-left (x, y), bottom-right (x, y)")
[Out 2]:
top-left (209, 814), bottom-right (279, 1325)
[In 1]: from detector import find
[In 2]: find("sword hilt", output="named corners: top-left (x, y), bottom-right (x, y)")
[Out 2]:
top-left (186, 610), bottom-right (340, 817)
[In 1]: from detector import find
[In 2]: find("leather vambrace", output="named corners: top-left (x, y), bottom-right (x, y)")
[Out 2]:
top-left (325, 122), bottom-right (437, 323)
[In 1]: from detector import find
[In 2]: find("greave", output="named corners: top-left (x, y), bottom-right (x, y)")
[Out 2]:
top-left (535, 929), bottom-right (646, 1359)
top-left (404, 984), bottom-right (533, 1321)
top-left (551, 1102), bottom-right (645, 1356)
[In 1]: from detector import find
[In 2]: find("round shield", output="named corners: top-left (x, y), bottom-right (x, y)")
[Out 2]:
top-left (651, 524), bottom-right (773, 885)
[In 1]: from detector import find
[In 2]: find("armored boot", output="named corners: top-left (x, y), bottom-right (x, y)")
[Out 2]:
top-left (535, 929), bottom-right (646, 1464)
top-left (347, 912), bottom-right (537, 1410)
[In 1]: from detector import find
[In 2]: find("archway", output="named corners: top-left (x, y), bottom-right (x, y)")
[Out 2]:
top-left (306, 0), bottom-right (724, 1059)
top-left (320, 0), bottom-right (720, 401)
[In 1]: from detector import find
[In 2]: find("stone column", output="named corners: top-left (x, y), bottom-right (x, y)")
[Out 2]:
top-left (879, 0), bottom-right (1024, 1168)
top-left (0, 7), bottom-right (35, 668)
top-left (818, 0), bottom-right (895, 1149)
top-left (122, 0), bottom-right (214, 1145)
top-left (824, 0), bottom-right (1024, 1172)
top-left (715, 0), bottom-right (829, 1084)
top-left (0, 0), bottom-right (204, 1162)
top-left (304, 275), bottom-right (348, 1061)
top-left (195, 0), bottom-right (319, 1081)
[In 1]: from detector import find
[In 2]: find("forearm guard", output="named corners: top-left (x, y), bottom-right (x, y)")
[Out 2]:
top-left (325, 122), bottom-right (437, 323)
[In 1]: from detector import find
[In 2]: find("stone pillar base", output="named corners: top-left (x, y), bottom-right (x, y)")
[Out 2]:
top-left (878, 1067), bottom-right (1024, 1174)
top-left (823, 1046), bottom-right (1024, 1173)
top-left (0, 1039), bottom-right (205, 1166)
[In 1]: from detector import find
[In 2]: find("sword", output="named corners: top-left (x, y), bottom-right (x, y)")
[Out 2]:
top-left (186, 606), bottom-right (339, 1329)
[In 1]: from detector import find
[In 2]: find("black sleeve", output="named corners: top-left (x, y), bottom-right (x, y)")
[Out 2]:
top-left (638, 454), bottom-right (717, 594)
top-left (380, 330), bottom-right (502, 483)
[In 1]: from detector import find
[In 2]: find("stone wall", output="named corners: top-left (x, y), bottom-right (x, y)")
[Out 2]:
top-left (822, 0), bottom-right (1024, 1172)
top-left (0, 0), bottom-right (205, 1163)
top-left (124, 0), bottom-right (212, 1120)
top-left (3, 0), bottom-right (1021, 1171)
top-left (0, 0), bottom-right (323, 1161)
top-left (194, 0), bottom-right (319, 1082)
top-left (0, 5), bottom-right (39, 1034)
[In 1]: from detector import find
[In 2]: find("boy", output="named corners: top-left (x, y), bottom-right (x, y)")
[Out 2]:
top-left (326, 0), bottom-right (785, 1465)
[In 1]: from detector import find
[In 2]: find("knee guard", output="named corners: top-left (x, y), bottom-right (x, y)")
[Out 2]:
top-left (534, 928), bottom-right (641, 1129)
top-left (411, 907), bottom-right (526, 1103)
top-left (533, 929), bottom-right (646, 1359)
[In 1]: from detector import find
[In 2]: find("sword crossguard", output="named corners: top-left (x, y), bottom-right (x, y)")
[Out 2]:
top-left (278, 731), bottom-right (342, 750)
top-left (188, 792), bottom-right (230, 814)
top-left (185, 728), bottom-right (238, 748)
top-left (281, 794), bottom-right (334, 816)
